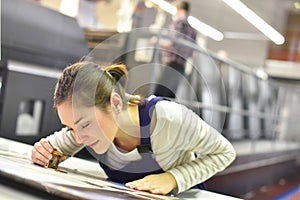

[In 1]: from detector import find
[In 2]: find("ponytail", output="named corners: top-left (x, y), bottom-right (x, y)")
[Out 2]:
top-left (105, 64), bottom-right (128, 89)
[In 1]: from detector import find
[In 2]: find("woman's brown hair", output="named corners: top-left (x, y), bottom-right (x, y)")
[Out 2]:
top-left (54, 61), bottom-right (142, 112)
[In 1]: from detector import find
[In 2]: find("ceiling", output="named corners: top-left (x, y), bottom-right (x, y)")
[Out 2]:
top-left (189, 0), bottom-right (299, 38)
top-left (37, 0), bottom-right (300, 68)
top-left (184, 0), bottom-right (300, 67)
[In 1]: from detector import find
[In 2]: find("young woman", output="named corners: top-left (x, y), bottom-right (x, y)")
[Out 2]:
top-left (31, 61), bottom-right (236, 195)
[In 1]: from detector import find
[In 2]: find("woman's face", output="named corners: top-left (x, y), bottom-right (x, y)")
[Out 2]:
top-left (57, 101), bottom-right (118, 154)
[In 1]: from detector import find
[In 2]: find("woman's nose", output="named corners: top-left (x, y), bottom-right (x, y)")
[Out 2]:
top-left (73, 130), bottom-right (84, 144)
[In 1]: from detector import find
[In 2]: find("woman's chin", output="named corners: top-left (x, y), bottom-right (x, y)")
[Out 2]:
top-left (94, 148), bottom-right (106, 154)
top-left (92, 144), bottom-right (110, 154)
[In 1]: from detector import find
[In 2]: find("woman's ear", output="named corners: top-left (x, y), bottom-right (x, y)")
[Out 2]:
top-left (110, 92), bottom-right (123, 114)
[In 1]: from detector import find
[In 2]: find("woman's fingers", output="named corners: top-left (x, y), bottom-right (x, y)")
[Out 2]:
top-left (126, 173), bottom-right (177, 195)
top-left (31, 139), bottom-right (54, 166)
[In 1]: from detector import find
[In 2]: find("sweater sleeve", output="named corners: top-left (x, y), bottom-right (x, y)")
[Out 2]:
top-left (46, 127), bottom-right (84, 156)
top-left (152, 101), bottom-right (236, 194)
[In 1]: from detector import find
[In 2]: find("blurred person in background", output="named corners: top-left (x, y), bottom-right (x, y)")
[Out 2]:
top-left (154, 0), bottom-right (197, 98)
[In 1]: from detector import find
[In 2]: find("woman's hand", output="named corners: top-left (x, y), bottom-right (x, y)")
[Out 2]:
top-left (31, 138), bottom-right (58, 166)
top-left (125, 172), bottom-right (177, 195)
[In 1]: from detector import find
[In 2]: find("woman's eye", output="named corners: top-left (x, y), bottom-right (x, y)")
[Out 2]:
top-left (81, 122), bottom-right (90, 129)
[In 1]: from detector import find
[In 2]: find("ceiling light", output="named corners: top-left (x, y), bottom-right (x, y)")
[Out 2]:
top-left (223, 0), bottom-right (285, 45)
top-left (150, 0), bottom-right (223, 41)
top-left (294, 2), bottom-right (300, 9)
top-left (60, 0), bottom-right (79, 17)
top-left (149, 0), bottom-right (177, 15)
top-left (188, 16), bottom-right (224, 41)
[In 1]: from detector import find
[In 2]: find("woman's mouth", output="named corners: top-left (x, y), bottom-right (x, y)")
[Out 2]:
top-left (88, 140), bottom-right (99, 148)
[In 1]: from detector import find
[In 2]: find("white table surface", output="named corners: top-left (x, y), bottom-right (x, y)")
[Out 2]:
top-left (0, 137), bottom-right (242, 200)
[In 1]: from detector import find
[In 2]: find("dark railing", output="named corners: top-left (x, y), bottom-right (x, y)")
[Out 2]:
top-left (85, 27), bottom-right (300, 151)
top-left (120, 28), bottom-right (300, 147)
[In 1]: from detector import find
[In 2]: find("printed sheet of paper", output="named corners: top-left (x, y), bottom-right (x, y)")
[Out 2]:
top-left (0, 148), bottom-right (178, 200)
